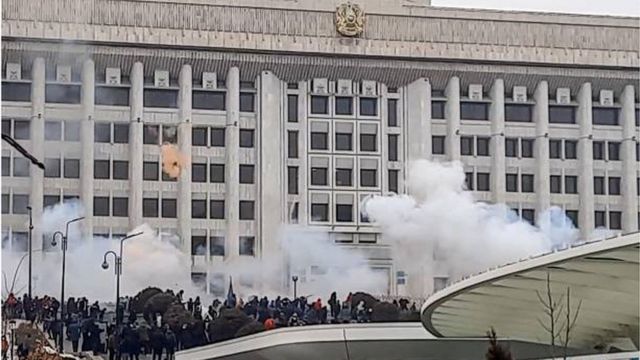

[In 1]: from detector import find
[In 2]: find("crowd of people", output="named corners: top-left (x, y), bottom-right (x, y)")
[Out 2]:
top-left (1, 289), bottom-right (421, 359)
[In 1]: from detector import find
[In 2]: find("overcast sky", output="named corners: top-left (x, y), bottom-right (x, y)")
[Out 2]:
top-left (432, 0), bottom-right (640, 17)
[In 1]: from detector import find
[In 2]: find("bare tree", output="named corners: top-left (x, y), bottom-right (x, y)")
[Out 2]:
top-left (485, 327), bottom-right (513, 360)
top-left (559, 287), bottom-right (582, 359)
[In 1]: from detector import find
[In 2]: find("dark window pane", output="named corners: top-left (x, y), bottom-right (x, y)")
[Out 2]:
top-left (564, 141), bottom-right (577, 159)
top-left (144, 89), bottom-right (178, 108)
top-left (210, 236), bottom-right (225, 256)
top-left (360, 98), bottom-right (378, 116)
top-left (43, 195), bottom-right (60, 209)
top-left (193, 91), bottom-right (225, 110)
top-left (388, 99), bottom-right (398, 127)
top-left (361, 169), bottom-right (377, 187)
top-left (45, 84), bottom-right (81, 104)
top-left (94, 160), bottom-right (110, 179)
top-left (505, 138), bottom-right (518, 157)
top-left (388, 135), bottom-right (398, 161)
top-left (311, 167), bottom-right (327, 186)
top-left (287, 167), bottom-right (298, 194)
top-left (113, 160), bottom-right (128, 180)
top-left (506, 174), bottom-right (518, 192)
top-left (95, 87), bottom-right (129, 106)
top-left (287, 95), bottom-right (298, 122)
top-left (95, 123), bottom-right (111, 143)
top-left (192, 200), bottom-right (207, 219)
top-left (12, 194), bottom-right (28, 214)
top-left (335, 168), bottom-right (352, 186)
top-left (595, 211), bottom-right (606, 227)
top-left (505, 104), bottom-right (532, 122)
top-left (388, 169), bottom-right (399, 193)
top-left (609, 211), bottom-right (622, 230)
top-left (549, 106), bottom-right (575, 124)
top-left (521, 209), bottom-right (535, 224)
top-left (210, 164), bottom-right (225, 183)
top-left (335, 97), bottom-right (353, 115)
top-left (2, 82), bottom-right (31, 102)
top-left (64, 121), bottom-right (81, 141)
top-left (608, 142), bottom-right (620, 161)
top-left (44, 121), bottom-right (62, 141)
top-left (566, 210), bottom-right (578, 227)
top-left (460, 102), bottom-right (488, 120)
top-left (143, 198), bottom-right (158, 217)
top-left (44, 158), bottom-right (61, 178)
top-left (162, 198), bottom-right (177, 218)
top-left (143, 125), bottom-right (159, 145)
top-left (311, 96), bottom-right (328, 114)
top-left (549, 140), bottom-right (562, 159)
top-left (360, 134), bottom-right (377, 152)
top-left (211, 128), bottom-right (225, 147)
top-left (477, 173), bottom-right (490, 191)
top-left (13, 120), bottom-right (30, 140)
top-left (288, 131), bottom-right (299, 158)
top-left (465, 172), bottom-right (474, 190)
top-left (336, 204), bottom-right (353, 222)
top-left (431, 101), bottom-right (445, 119)
top-left (240, 93), bottom-right (255, 112)
top-left (192, 127), bottom-right (207, 146)
top-left (113, 124), bottom-right (129, 143)
top-left (239, 165), bottom-right (254, 184)
top-left (310, 132), bottom-right (328, 150)
top-left (239, 237), bottom-right (255, 256)
top-left (93, 197), bottom-right (110, 216)
top-left (550, 175), bottom-right (562, 193)
top-left (191, 236), bottom-right (207, 255)
top-left (335, 132), bottom-right (352, 151)
top-left (63, 159), bottom-right (80, 179)
top-left (2, 120), bottom-right (10, 136)
top-left (432, 136), bottom-right (445, 155)
top-left (1, 156), bottom-right (8, 176)
top-left (239, 201), bottom-right (254, 220)
top-left (311, 204), bottom-right (328, 221)
top-left (477, 137), bottom-right (490, 157)
top-left (240, 129), bottom-right (254, 148)
top-left (210, 200), bottom-right (225, 219)
top-left (594, 176), bottom-right (605, 195)
top-left (460, 137), bottom-right (473, 156)
top-left (143, 161), bottom-right (159, 181)
top-left (521, 139), bottom-right (534, 158)
top-left (192, 163), bottom-right (206, 182)
top-left (13, 158), bottom-right (30, 177)
top-left (608, 177), bottom-right (621, 195)
top-left (565, 175), bottom-right (578, 194)
top-left (521, 174), bottom-right (534, 193)
top-left (112, 197), bottom-right (128, 217)
top-left (592, 107), bottom-right (619, 126)
top-left (593, 141), bottom-right (605, 160)
top-left (162, 125), bottom-right (177, 144)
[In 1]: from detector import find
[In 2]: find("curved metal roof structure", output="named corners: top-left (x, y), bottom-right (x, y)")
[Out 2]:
top-left (421, 232), bottom-right (640, 351)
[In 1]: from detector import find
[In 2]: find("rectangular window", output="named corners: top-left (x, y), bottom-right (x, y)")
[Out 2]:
top-left (521, 139), bottom-right (534, 158)
top-left (209, 200), bottom-right (225, 219)
top-left (239, 164), bottom-right (254, 184)
top-left (335, 132), bottom-right (352, 151)
top-left (143, 125), bottom-right (159, 145)
top-left (2, 120), bottom-right (10, 136)
top-left (310, 132), bottom-right (328, 150)
top-left (592, 107), bottom-right (619, 126)
top-left (93, 197), bottom-right (110, 216)
top-left (609, 211), bottom-right (622, 230)
top-left (460, 102), bottom-right (488, 120)
top-left (239, 201), bottom-right (255, 220)
top-left (311, 96), bottom-right (328, 114)
top-left (239, 93), bottom-right (255, 112)
top-left (63, 159), bottom-right (80, 179)
top-left (335, 97), bottom-right (353, 115)
top-left (12, 194), bottom-right (28, 214)
top-left (95, 86), bottom-right (129, 106)
top-left (431, 101), bottom-right (445, 119)
top-left (239, 236), bottom-right (255, 256)
top-left (521, 209), bottom-right (535, 224)
top-left (465, 172), bottom-right (474, 190)
top-left (44, 121), bottom-right (62, 141)
top-left (192, 163), bottom-right (206, 182)
top-left (311, 203), bottom-right (328, 222)
top-left (477, 173), bottom-right (490, 191)
top-left (191, 236), bottom-right (206, 255)
top-left (311, 167), bottom-right (328, 186)
top-left (192, 199), bottom-right (207, 219)
top-left (521, 174), bottom-right (534, 193)
top-left (13, 120), bottom-right (30, 140)
top-left (113, 160), bottom-right (128, 180)
top-left (460, 136), bottom-right (473, 156)
top-left (564, 140), bottom-right (577, 159)
top-left (2, 82), bottom-right (31, 102)
top-left (143, 161), bottom-right (159, 181)
top-left (505, 138), bottom-right (518, 157)
top-left (211, 128), bottom-right (225, 147)
top-left (360, 133), bottom-right (377, 152)
top-left (113, 124), bottom-right (129, 143)
top-left (549, 106), bottom-right (575, 124)
top-left (239, 129), bottom-right (254, 148)
top-left (192, 127), bottom-right (208, 146)
top-left (161, 199), bottom-right (177, 218)
top-left (565, 175), bottom-right (578, 194)
top-left (593, 141), bottom-right (605, 160)
top-left (608, 177), bottom-right (621, 195)
top-left (287, 95), bottom-right (298, 122)
top-left (44, 158), bottom-right (61, 178)
top-left (144, 89), bottom-right (178, 108)
top-left (112, 197), bottom-right (128, 217)
top-left (94, 160), bottom-right (110, 179)
top-left (210, 164), bottom-right (225, 183)
top-left (336, 204), bottom-right (353, 222)
top-left (288, 167), bottom-right (298, 194)
top-left (210, 236), bottom-right (225, 256)
top-left (360, 169), bottom-right (377, 187)
top-left (45, 84), bottom-right (81, 104)
top-left (94, 123), bottom-right (111, 143)
top-left (549, 140), bottom-right (562, 159)
top-left (594, 176), bottom-right (606, 195)
top-left (360, 98), bottom-right (378, 116)
top-left (506, 174), bottom-right (518, 192)
top-left (163, 126), bottom-right (177, 145)
top-left (389, 169), bottom-right (399, 193)
top-left (192, 91), bottom-right (225, 110)
top-left (13, 158), bottom-right (30, 177)
top-left (505, 104), bottom-right (532, 122)
top-left (432, 136), bottom-right (445, 155)
top-left (566, 210), bottom-right (578, 227)
top-left (595, 211), bottom-right (606, 227)
top-left (388, 135), bottom-right (398, 161)
top-left (477, 137), bottom-right (490, 157)
top-left (1, 156), bottom-right (8, 176)
top-left (550, 175), bottom-right (562, 193)
top-left (43, 195), bottom-right (60, 209)
top-left (288, 131), bottom-right (298, 158)
top-left (608, 142), bottom-right (620, 161)
top-left (388, 99), bottom-right (398, 127)
top-left (335, 168), bottom-right (352, 186)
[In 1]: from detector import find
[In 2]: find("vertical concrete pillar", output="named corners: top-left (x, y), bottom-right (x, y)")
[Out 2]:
top-left (80, 59), bottom-right (95, 238)
top-left (490, 79), bottom-right (506, 204)
top-left (534, 81), bottom-right (550, 221)
top-left (405, 78), bottom-right (431, 163)
top-left (225, 67), bottom-right (240, 260)
top-left (445, 77), bottom-right (460, 161)
top-left (30, 58), bottom-right (45, 251)
top-left (178, 65), bottom-right (193, 253)
top-left (577, 83), bottom-right (594, 238)
top-left (620, 85), bottom-right (639, 232)
top-left (128, 62), bottom-right (144, 229)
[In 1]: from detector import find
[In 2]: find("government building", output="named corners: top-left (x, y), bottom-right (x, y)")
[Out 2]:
top-left (2, 0), bottom-right (639, 297)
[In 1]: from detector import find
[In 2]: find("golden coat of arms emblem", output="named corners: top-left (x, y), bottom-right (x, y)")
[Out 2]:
top-left (335, 3), bottom-right (365, 37)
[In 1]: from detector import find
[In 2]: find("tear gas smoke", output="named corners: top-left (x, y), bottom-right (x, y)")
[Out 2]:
top-left (161, 143), bottom-right (189, 179)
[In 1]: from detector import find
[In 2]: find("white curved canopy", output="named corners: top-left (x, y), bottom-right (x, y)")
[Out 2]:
top-left (422, 232), bottom-right (640, 350)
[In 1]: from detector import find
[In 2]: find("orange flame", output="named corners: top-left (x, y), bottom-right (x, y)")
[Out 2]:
top-left (161, 143), bottom-right (189, 179)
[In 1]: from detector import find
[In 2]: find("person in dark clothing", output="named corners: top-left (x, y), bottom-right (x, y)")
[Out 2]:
top-left (186, 299), bottom-right (193, 314)
top-left (328, 292), bottom-right (339, 319)
top-left (164, 328), bottom-right (177, 360)
top-left (150, 327), bottom-right (165, 360)
top-left (107, 327), bottom-right (117, 360)
top-left (67, 320), bottom-right (82, 352)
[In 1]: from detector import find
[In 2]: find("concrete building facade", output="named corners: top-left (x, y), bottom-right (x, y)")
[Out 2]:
top-left (1, 0), bottom-right (639, 297)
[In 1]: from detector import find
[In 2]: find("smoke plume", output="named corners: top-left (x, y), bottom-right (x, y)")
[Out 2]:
top-left (161, 143), bottom-right (189, 179)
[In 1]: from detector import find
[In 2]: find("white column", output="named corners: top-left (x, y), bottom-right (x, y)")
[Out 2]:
top-left (489, 79), bottom-right (506, 204)
top-left (533, 81), bottom-right (550, 220)
top-left (177, 65), bottom-right (193, 253)
top-left (577, 83), bottom-right (594, 238)
top-left (405, 78), bottom-right (431, 163)
top-left (128, 62), bottom-right (144, 229)
top-left (445, 77), bottom-right (460, 161)
top-left (30, 58), bottom-right (45, 251)
top-left (80, 59), bottom-right (95, 238)
top-left (620, 85), bottom-right (639, 232)
top-left (225, 67), bottom-right (240, 261)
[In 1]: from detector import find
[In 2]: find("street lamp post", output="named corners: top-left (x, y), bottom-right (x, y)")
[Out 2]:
top-left (101, 232), bottom-right (143, 331)
top-left (26, 206), bottom-right (33, 298)
top-left (292, 276), bottom-right (299, 299)
top-left (51, 216), bottom-right (84, 353)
